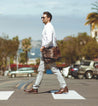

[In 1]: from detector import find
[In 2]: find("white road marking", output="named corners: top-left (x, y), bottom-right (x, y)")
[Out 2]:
top-left (0, 90), bottom-right (85, 100)
top-left (51, 90), bottom-right (85, 100)
top-left (0, 91), bottom-right (14, 100)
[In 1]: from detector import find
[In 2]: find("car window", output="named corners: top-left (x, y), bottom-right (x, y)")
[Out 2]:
top-left (32, 67), bottom-right (36, 70)
top-left (18, 68), bottom-right (26, 71)
top-left (94, 62), bottom-right (98, 68)
top-left (19, 67), bottom-right (32, 71)
top-left (22, 68), bottom-right (27, 71)
top-left (81, 61), bottom-right (90, 66)
top-left (95, 62), bottom-right (98, 65)
top-left (73, 65), bottom-right (80, 68)
top-left (18, 68), bottom-right (24, 71)
top-left (26, 68), bottom-right (32, 70)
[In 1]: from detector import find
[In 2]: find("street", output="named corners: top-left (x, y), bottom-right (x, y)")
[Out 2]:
top-left (0, 74), bottom-right (98, 106)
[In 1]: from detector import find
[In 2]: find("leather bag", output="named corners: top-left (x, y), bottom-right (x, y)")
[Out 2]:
top-left (42, 46), bottom-right (61, 63)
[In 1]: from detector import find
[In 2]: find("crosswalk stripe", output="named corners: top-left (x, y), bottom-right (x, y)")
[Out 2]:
top-left (51, 90), bottom-right (86, 100)
top-left (0, 91), bottom-right (14, 100)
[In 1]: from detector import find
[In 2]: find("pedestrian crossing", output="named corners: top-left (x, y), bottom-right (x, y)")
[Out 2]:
top-left (0, 80), bottom-right (86, 100)
top-left (16, 81), bottom-right (86, 100)
top-left (0, 90), bottom-right (85, 100)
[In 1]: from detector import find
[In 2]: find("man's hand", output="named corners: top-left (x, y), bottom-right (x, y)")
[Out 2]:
top-left (40, 46), bottom-right (45, 52)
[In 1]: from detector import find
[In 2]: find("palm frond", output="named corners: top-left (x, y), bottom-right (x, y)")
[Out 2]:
top-left (85, 12), bottom-right (98, 25)
top-left (86, 12), bottom-right (98, 20)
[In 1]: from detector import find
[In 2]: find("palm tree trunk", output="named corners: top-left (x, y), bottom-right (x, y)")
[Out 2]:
top-left (26, 51), bottom-right (28, 64)
top-left (90, 24), bottom-right (92, 37)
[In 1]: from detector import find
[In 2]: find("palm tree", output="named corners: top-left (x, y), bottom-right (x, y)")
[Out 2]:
top-left (22, 37), bottom-right (31, 64)
top-left (85, 1), bottom-right (98, 41)
top-left (85, 12), bottom-right (98, 30)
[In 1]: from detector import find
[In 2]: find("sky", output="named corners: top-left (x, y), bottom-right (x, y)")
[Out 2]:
top-left (0, 0), bottom-right (97, 40)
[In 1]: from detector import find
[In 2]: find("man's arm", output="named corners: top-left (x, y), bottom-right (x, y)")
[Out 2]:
top-left (40, 46), bottom-right (45, 52)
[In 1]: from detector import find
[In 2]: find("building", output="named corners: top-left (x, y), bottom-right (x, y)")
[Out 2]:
top-left (91, 22), bottom-right (98, 42)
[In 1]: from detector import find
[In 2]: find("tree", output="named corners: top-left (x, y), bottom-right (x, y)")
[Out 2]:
top-left (0, 36), bottom-right (19, 75)
top-left (76, 32), bottom-right (93, 58)
top-left (19, 52), bottom-right (26, 64)
top-left (85, 1), bottom-right (98, 35)
top-left (22, 37), bottom-right (32, 64)
top-left (82, 39), bottom-right (98, 59)
top-left (57, 32), bottom-right (96, 64)
top-left (85, 12), bottom-right (98, 30)
top-left (58, 36), bottom-right (79, 64)
top-left (36, 58), bottom-right (40, 65)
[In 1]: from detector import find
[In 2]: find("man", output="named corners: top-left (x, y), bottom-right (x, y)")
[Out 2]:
top-left (24, 11), bottom-right (68, 94)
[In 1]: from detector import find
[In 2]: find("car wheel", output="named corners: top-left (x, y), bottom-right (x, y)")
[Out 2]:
top-left (78, 74), bottom-right (84, 79)
top-left (11, 74), bottom-right (16, 78)
top-left (85, 71), bottom-right (93, 79)
top-left (28, 73), bottom-right (32, 77)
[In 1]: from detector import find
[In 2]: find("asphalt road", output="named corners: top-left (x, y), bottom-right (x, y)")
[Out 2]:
top-left (0, 74), bottom-right (98, 106)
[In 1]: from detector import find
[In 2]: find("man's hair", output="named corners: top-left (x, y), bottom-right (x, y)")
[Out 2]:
top-left (43, 11), bottom-right (52, 21)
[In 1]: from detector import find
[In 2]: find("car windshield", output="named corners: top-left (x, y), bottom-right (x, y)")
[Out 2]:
top-left (18, 67), bottom-right (32, 71)
top-left (80, 61), bottom-right (90, 66)
top-left (73, 65), bottom-right (80, 68)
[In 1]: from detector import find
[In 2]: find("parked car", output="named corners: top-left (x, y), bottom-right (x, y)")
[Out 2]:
top-left (70, 60), bottom-right (98, 79)
top-left (8, 67), bottom-right (36, 78)
top-left (78, 60), bottom-right (98, 79)
top-left (69, 64), bottom-right (80, 78)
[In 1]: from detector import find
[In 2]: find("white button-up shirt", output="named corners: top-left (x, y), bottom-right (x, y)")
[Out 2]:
top-left (41, 22), bottom-right (57, 48)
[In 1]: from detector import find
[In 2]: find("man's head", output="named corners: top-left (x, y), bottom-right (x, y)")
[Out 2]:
top-left (41, 11), bottom-right (52, 24)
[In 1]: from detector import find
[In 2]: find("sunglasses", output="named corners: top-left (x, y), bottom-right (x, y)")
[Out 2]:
top-left (41, 17), bottom-right (46, 19)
